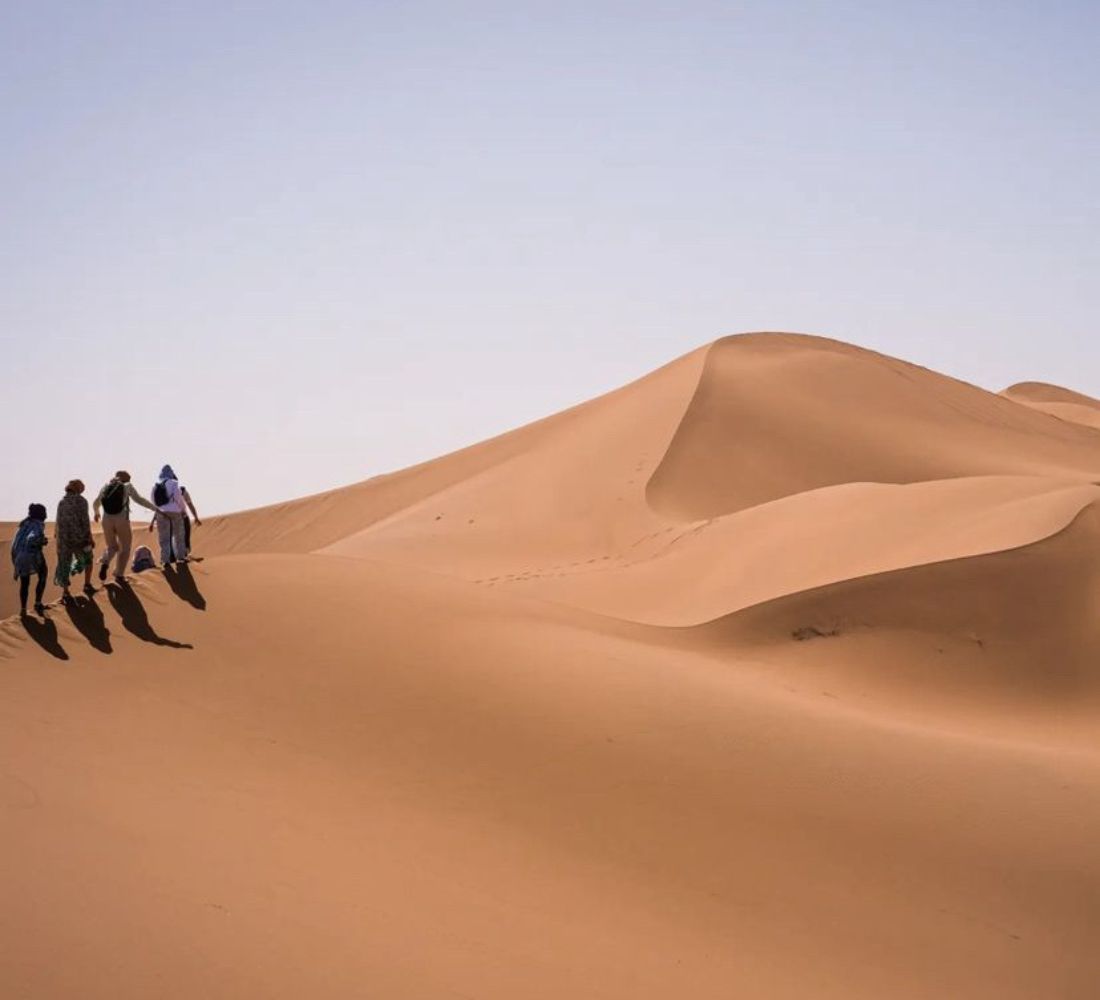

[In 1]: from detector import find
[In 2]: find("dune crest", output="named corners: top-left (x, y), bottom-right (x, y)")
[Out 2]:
top-left (1003, 380), bottom-right (1100, 430)
top-left (648, 334), bottom-right (1100, 520)
top-left (4, 332), bottom-right (1100, 999)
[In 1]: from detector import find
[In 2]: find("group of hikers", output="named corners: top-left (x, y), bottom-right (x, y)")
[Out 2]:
top-left (10, 465), bottom-right (200, 617)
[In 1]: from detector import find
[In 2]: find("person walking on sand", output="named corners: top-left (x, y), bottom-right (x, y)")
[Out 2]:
top-left (11, 503), bottom-right (49, 616)
top-left (55, 480), bottom-right (95, 599)
top-left (151, 465), bottom-right (200, 566)
top-left (152, 478), bottom-right (202, 562)
top-left (92, 470), bottom-right (157, 582)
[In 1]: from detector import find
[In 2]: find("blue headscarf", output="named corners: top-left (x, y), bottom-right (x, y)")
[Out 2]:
top-left (159, 464), bottom-right (177, 481)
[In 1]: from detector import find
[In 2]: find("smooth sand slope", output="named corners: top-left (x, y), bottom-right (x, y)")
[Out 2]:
top-left (1003, 380), bottom-right (1100, 431)
top-left (3, 333), bottom-right (1100, 999)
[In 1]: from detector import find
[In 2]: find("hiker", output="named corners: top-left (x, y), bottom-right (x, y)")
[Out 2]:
top-left (92, 470), bottom-right (157, 582)
top-left (11, 503), bottom-right (49, 616)
top-left (151, 465), bottom-right (200, 566)
top-left (55, 480), bottom-right (95, 599)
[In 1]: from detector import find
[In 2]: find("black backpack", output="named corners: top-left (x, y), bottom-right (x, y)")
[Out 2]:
top-left (152, 481), bottom-right (170, 507)
top-left (102, 481), bottom-right (126, 515)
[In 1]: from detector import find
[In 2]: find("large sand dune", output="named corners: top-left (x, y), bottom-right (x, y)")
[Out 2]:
top-left (3, 333), bottom-right (1100, 998)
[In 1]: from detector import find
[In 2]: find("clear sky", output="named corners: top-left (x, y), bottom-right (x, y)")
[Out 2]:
top-left (3, 1), bottom-right (1097, 518)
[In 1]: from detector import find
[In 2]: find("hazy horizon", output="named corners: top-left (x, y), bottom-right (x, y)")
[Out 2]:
top-left (4, 1), bottom-right (1097, 519)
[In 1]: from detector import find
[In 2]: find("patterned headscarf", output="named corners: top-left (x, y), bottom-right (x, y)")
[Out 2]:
top-left (159, 464), bottom-right (177, 481)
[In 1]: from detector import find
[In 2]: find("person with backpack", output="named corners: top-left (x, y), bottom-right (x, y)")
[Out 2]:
top-left (151, 465), bottom-right (200, 566)
top-left (152, 480), bottom-right (202, 561)
top-left (11, 503), bottom-right (49, 616)
top-left (54, 479), bottom-right (95, 599)
top-left (92, 470), bottom-right (158, 582)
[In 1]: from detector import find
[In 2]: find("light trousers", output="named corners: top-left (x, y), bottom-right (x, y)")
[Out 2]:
top-left (157, 511), bottom-right (188, 564)
top-left (99, 512), bottom-right (133, 576)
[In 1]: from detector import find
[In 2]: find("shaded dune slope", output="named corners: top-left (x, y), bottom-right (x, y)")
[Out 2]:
top-left (701, 501), bottom-right (1100, 713)
top-left (649, 335), bottom-right (1100, 520)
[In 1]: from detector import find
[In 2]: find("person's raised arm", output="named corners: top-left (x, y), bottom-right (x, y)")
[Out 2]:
top-left (128, 483), bottom-right (158, 514)
top-left (181, 486), bottom-right (201, 526)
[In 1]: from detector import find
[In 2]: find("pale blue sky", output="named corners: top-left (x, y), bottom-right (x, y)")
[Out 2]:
top-left (3, 1), bottom-right (1097, 517)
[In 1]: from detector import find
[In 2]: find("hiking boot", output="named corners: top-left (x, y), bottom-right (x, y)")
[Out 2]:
top-left (83, 583), bottom-right (96, 596)
top-left (98, 562), bottom-right (108, 582)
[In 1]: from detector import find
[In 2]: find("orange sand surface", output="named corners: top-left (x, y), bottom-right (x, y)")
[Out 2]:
top-left (3, 333), bottom-right (1100, 998)
top-left (1003, 380), bottom-right (1100, 431)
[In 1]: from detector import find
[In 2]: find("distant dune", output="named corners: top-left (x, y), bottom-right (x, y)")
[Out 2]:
top-left (3, 333), bottom-right (1100, 999)
top-left (1002, 379), bottom-right (1100, 430)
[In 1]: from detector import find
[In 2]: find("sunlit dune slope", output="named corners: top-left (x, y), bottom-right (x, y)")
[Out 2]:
top-left (502, 477), bottom-right (1100, 626)
top-left (648, 335), bottom-right (1100, 520)
top-left (1004, 380), bottom-right (1100, 411)
top-left (1003, 380), bottom-right (1100, 431)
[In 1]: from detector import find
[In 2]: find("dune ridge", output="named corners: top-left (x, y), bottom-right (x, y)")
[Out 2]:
top-left (3, 332), bottom-right (1100, 999)
top-left (1002, 380), bottom-right (1100, 431)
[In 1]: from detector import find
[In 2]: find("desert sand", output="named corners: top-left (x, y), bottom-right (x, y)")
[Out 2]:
top-left (3, 332), bottom-right (1100, 999)
top-left (1003, 380), bottom-right (1100, 431)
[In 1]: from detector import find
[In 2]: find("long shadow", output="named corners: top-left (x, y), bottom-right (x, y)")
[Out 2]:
top-left (106, 581), bottom-right (193, 649)
top-left (20, 614), bottom-right (69, 660)
top-left (164, 563), bottom-right (206, 611)
top-left (63, 592), bottom-right (112, 654)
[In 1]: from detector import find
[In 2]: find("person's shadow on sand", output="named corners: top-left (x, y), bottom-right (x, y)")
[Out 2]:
top-left (20, 614), bottom-right (69, 660)
top-left (163, 563), bottom-right (206, 611)
top-left (63, 593), bottom-right (112, 654)
top-left (106, 581), bottom-right (193, 649)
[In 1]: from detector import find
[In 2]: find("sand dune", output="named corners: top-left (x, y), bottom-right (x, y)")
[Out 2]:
top-left (1004, 380), bottom-right (1100, 411)
top-left (4, 333), bottom-right (1100, 999)
top-left (1003, 380), bottom-right (1100, 431)
top-left (650, 336), bottom-right (1100, 519)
